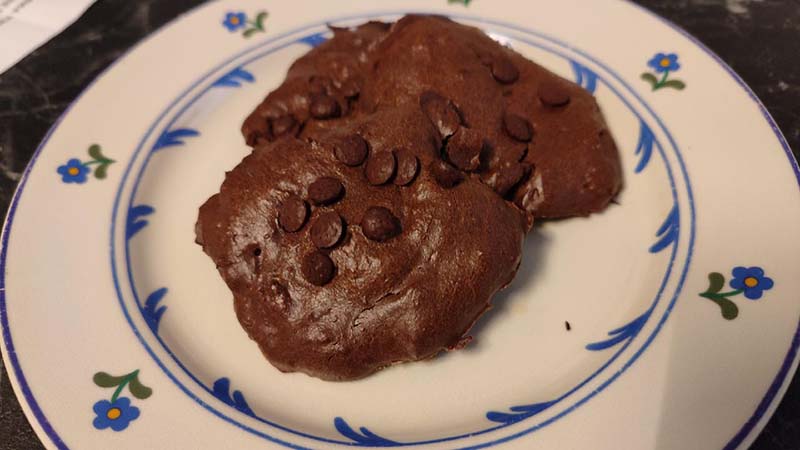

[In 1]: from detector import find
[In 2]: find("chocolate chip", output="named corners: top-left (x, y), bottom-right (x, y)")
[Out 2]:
top-left (334, 134), bottom-right (368, 166)
top-left (361, 207), bottom-right (401, 242)
top-left (492, 163), bottom-right (531, 197)
top-left (430, 160), bottom-right (464, 188)
top-left (394, 150), bottom-right (419, 186)
top-left (308, 177), bottom-right (344, 205)
top-left (365, 151), bottom-right (396, 185)
top-left (491, 57), bottom-right (519, 84)
top-left (301, 252), bottom-right (335, 286)
top-left (278, 195), bottom-right (309, 232)
top-left (419, 91), bottom-right (462, 139)
top-left (311, 211), bottom-right (344, 249)
top-left (310, 94), bottom-right (341, 119)
top-left (271, 115), bottom-right (297, 137)
top-left (538, 81), bottom-right (571, 107)
top-left (447, 128), bottom-right (484, 171)
top-left (503, 112), bottom-right (533, 142)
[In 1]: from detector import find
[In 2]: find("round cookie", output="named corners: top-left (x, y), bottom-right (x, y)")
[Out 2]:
top-left (197, 118), bottom-right (525, 381)
top-left (241, 15), bottom-right (622, 223)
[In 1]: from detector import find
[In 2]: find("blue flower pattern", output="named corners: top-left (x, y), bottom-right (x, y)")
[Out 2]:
top-left (221, 10), bottom-right (267, 38)
top-left (700, 266), bottom-right (775, 320)
top-left (57, 144), bottom-right (114, 184)
top-left (92, 370), bottom-right (152, 432)
top-left (92, 397), bottom-right (140, 432)
top-left (222, 12), bottom-right (247, 32)
top-left (57, 158), bottom-right (90, 184)
top-left (730, 266), bottom-right (774, 300)
top-left (641, 52), bottom-right (686, 91)
top-left (647, 53), bottom-right (680, 73)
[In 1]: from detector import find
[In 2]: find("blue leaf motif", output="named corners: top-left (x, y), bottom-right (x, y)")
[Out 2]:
top-left (486, 400), bottom-right (556, 425)
top-left (212, 67), bottom-right (255, 88)
top-left (212, 377), bottom-right (254, 417)
top-left (298, 32), bottom-right (329, 47)
top-left (126, 204), bottom-right (155, 240)
top-left (586, 310), bottom-right (650, 351)
top-left (142, 288), bottom-right (167, 333)
top-left (333, 417), bottom-right (400, 446)
top-left (152, 128), bottom-right (200, 152)
top-left (570, 60), bottom-right (598, 94)
top-left (634, 120), bottom-right (655, 173)
top-left (649, 205), bottom-right (679, 254)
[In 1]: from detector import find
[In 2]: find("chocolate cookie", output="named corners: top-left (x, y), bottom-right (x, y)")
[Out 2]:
top-left (241, 15), bottom-right (622, 223)
top-left (201, 15), bottom-right (622, 380)
top-left (197, 122), bottom-right (525, 380)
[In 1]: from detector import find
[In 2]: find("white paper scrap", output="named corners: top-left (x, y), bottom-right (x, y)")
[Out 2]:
top-left (0, 0), bottom-right (97, 75)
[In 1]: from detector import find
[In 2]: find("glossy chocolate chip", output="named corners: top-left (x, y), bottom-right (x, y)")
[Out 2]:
top-left (365, 151), bottom-right (396, 185)
top-left (334, 134), bottom-right (369, 166)
top-left (493, 163), bottom-right (531, 197)
top-left (447, 128), bottom-right (484, 171)
top-left (301, 251), bottom-right (335, 286)
top-left (430, 160), bottom-right (464, 188)
top-left (394, 150), bottom-right (419, 186)
top-left (491, 57), bottom-right (519, 84)
top-left (271, 115), bottom-right (297, 137)
top-left (419, 91), bottom-right (462, 139)
top-left (310, 94), bottom-right (341, 119)
top-left (503, 112), bottom-right (533, 142)
top-left (278, 195), bottom-right (308, 232)
top-left (308, 177), bottom-right (344, 205)
top-left (311, 211), bottom-right (344, 249)
top-left (361, 207), bottom-right (401, 242)
top-left (538, 81), bottom-right (571, 107)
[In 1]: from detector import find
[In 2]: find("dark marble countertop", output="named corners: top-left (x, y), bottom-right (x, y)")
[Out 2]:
top-left (1, 1), bottom-right (798, 448)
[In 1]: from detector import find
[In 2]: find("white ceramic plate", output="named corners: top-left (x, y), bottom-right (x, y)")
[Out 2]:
top-left (2, 1), bottom-right (799, 448)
